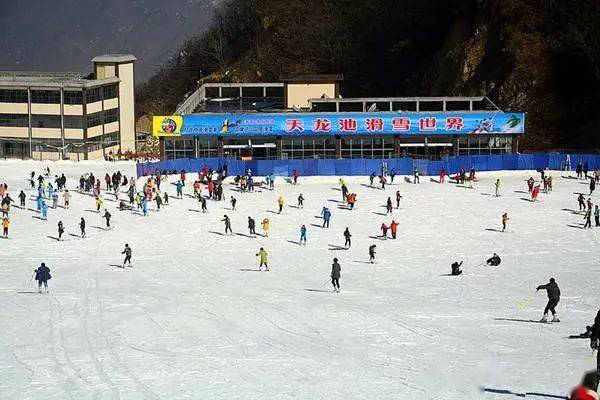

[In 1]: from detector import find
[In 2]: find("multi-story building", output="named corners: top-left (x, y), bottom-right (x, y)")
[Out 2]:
top-left (0, 54), bottom-right (136, 160)
top-left (155, 74), bottom-right (525, 161)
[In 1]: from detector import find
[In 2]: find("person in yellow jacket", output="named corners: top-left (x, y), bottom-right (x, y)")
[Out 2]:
top-left (277, 196), bottom-right (284, 214)
top-left (2, 217), bottom-right (9, 238)
top-left (261, 218), bottom-right (270, 237)
top-left (256, 247), bottom-right (269, 271)
top-left (95, 197), bottom-right (104, 212)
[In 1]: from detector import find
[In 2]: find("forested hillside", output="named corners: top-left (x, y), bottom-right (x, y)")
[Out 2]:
top-left (137, 0), bottom-right (600, 150)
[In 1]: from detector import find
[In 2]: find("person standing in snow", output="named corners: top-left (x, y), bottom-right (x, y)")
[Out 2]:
top-left (495, 179), bottom-right (501, 197)
top-left (176, 180), bottom-right (183, 199)
top-left (2, 217), bottom-right (9, 238)
top-left (584, 208), bottom-right (593, 229)
top-left (297, 194), bottom-right (304, 209)
top-left (256, 248), bottom-right (269, 271)
top-left (413, 167), bottom-right (420, 184)
top-left (322, 208), bottom-right (331, 228)
top-left (155, 193), bottom-right (163, 211)
top-left (595, 205), bottom-right (600, 227)
top-left (41, 201), bottom-right (48, 220)
top-left (579, 194), bottom-right (587, 212)
top-left (200, 196), bottom-right (207, 213)
top-left (386, 197), bottom-right (393, 215)
top-left (261, 217), bottom-right (270, 237)
top-left (103, 210), bottom-right (112, 229)
top-left (590, 178), bottom-right (596, 196)
top-left (331, 258), bottom-right (341, 293)
top-left (389, 220), bottom-right (398, 239)
top-left (299, 225), bottom-right (307, 245)
top-left (80, 217), bottom-right (86, 238)
top-left (222, 215), bottom-right (232, 235)
top-left (502, 212), bottom-right (509, 232)
top-left (34, 262), bottom-right (51, 294)
top-left (343, 227), bottom-right (352, 248)
top-left (57, 220), bottom-right (64, 240)
top-left (277, 196), bottom-right (284, 214)
top-left (369, 245), bottom-right (376, 263)
top-left (248, 217), bottom-right (256, 237)
top-left (18, 190), bottom-right (26, 207)
top-left (395, 190), bottom-right (402, 209)
top-left (369, 172), bottom-right (376, 186)
top-left (63, 190), bottom-right (71, 209)
top-left (380, 222), bottom-right (388, 239)
top-left (230, 196), bottom-right (237, 210)
top-left (536, 278), bottom-right (561, 322)
top-left (122, 244), bottom-right (132, 268)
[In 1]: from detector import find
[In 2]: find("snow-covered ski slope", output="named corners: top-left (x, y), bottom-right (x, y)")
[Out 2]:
top-left (1, 160), bottom-right (599, 400)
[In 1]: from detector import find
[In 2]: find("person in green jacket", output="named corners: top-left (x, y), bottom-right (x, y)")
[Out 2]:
top-left (176, 180), bottom-right (183, 199)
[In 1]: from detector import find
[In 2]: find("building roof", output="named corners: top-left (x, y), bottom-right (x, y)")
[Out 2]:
top-left (0, 72), bottom-right (120, 89)
top-left (91, 54), bottom-right (137, 63)
top-left (279, 74), bottom-right (344, 83)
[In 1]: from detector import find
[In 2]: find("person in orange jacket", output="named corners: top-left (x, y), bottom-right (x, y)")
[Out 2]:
top-left (389, 220), bottom-right (399, 239)
top-left (346, 193), bottom-right (356, 210)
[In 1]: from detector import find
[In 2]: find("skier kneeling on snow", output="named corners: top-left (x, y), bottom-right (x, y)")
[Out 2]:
top-left (451, 261), bottom-right (463, 276)
top-left (486, 253), bottom-right (501, 266)
top-left (536, 277), bottom-right (560, 322)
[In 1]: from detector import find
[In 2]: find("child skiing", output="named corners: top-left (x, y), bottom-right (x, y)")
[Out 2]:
top-left (297, 194), bottom-right (304, 208)
top-left (380, 222), bottom-right (388, 239)
top-left (230, 196), bottom-right (237, 210)
top-left (369, 244), bottom-right (376, 263)
top-left (2, 217), bottom-right (9, 238)
top-left (256, 248), bottom-right (269, 271)
top-left (386, 197), bottom-right (393, 215)
top-left (413, 167), bottom-right (420, 184)
top-left (395, 191), bottom-right (402, 208)
top-left (18, 190), bottom-right (26, 207)
top-left (222, 215), bottom-right (232, 235)
top-left (34, 262), bottom-right (51, 294)
top-left (502, 212), bottom-right (509, 232)
top-left (103, 210), bottom-right (112, 229)
top-left (122, 244), bottom-right (132, 268)
top-left (261, 217), bottom-right (270, 237)
top-left (277, 196), bottom-right (284, 214)
top-left (57, 220), bottom-right (64, 240)
top-left (299, 225), bottom-right (307, 245)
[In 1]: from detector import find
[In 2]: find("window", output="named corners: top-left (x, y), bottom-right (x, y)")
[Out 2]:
top-left (103, 85), bottom-right (118, 99)
top-left (87, 136), bottom-right (102, 152)
top-left (103, 131), bottom-right (120, 148)
top-left (165, 138), bottom-right (195, 159)
top-left (31, 115), bottom-right (61, 129)
top-left (0, 113), bottom-right (28, 127)
top-left (31, 90), bottom-right (60, 104)
top-left (0, 90), bottom-right (28, 103)
top-left (64, 115), bottom-right (84, 129)
top-left (86, 111), bottom-right (103, 128)
top-left (104, 108), bottom-right (118, 124)
top-left (86, 88), bottom-right (101, 103)
top-left (64, 91), bottom-right (83, 105)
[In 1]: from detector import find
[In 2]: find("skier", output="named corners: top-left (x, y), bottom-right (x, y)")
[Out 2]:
top-left (292, 169), bottom-right (299, 185)
top-left (299, 225), bottom-right (307, 245)
top-left (57, 220), bottom-right (64, 240)
top-left (34, 262), bottom-right (51, 294)
top-left (41, 201), bottom-right (48, 220)
top-left (451, 261), bottom-right (463, 276)
top-left (222, 215), bottom-right (232, 235)
top-left (346, 193), bottom-right (356, 210)
top-left (389, 220), bottom-right (398, 239)
top-left (80, 217), bottom-right (86, 238)
top-left (495, 179), bottom-right (501, 197)
top-left (155, 193), bottom-right (162, 211)
top-left (369, 244), bottom-right (376, 263)
top-left (63, 190), bottom-right (71, 209)
top-left (584, 162), bottom-right (590, 179)
top-left (176, 180), bottom-right (183, 199)
top-left (527, 177), bottom-right (535, 193)
top-left (584, 208), bottom-right (593, 229)
top-left (413, 167), bottom-right (420, 184)
top-left (95, 196), bottom-right (104, 212)
top-left (395, 190), bottom-right (402, 208)
top-left (2, 217), bottom-right (9, 238)
top-left (579, 194), bottom-right (587, 212)
top-left (261, 217), bottom-right (270, 236)
top-left (163, 192), bottom-right (169, 205)
top-left (439, 169), bottom-right (446, 184)
top-left (230, 196), bottom-right (237, 210)
top-left (297, 194), bottom-right (304, 208)
top-left (386, 197), bottom-right (393, 215)
top-left (502, 212), bottom-right (509, 232)
top-left (122, 244), bottom-right (132, 268)
top-left (380, 222), bottom-right (388, 239)
top-left (200, 196), bottom-right (207, 213)
top-left (256, 248), bottom-right (269, 271)
top-left (322, 208), bottom-right (331, 228)
top-left (277, 196), bottom-right (284, 214)
top-left (380, 175), bottom-right (387, 190)
top-left (343, 227), bottom-right (352, 248)
top-left (341, 181), bottom-right (348, 202)
top-left (536, 277), bottom-right (561, 322)
top-left (142, 196), bottom-right (148, 216)
top-left (104, 173), bottom-right (111, 191)
top-left (590, 310), bottom-right (600, 388)
top-left (248, 216), bottom-right (256, 237)
top-left (18, 190), bottom-right (26, 207)
top-left (531, 184), bottom-right (540, 201)
top-left (486, 253), bottom-right (501, 266)
top-left (595, 205), bottom-right (600, 227)
top-left (331, 258), bottom-right (341, 293)
top-left (369, 172), bottom-right (376, 186)
top-left (103, 210), bottom-right (112, 229)
top-left (390, 168), bottom-right (397, 183)
top-left (590, 178), bottom-right (596, 196)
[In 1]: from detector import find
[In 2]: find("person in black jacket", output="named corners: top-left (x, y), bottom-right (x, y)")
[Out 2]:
top-left (35, 262), bottom-right (51, 294)
top-left (486, 253), bottom-right (501, 266)
top-left (536, 278), bottom-right (561, 322)
top-left (248, 216), bottom-right (256, 237)
top-left (80, 217), bottom-right (86, 238)
top-left (343, 228), bottom-right (352, 248)
top-left (451, 261), bottom-right (463, 276)
top-left (331, 258), bottom-right (341, 293)
top-left (589, 309), bottom-right (600, 389)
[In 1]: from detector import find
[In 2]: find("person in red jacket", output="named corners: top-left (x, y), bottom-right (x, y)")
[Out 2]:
top-left (570, 371), bottom-right (598, 400)
top-left (531, 184), bottom-right (540, 201)
top-left (439, 169), bottom-right (446, 184)
top-left (380, 223), bottom-right (388, 240)
top-left (104, 173), bottom-right (111, 191)
top-left (389, 220), bottom-right (398, 239)
top-left (180, 170), bottom-right (186, 186)
top-left (346, 193), bottom-right (356, 210)
top-left (207, 180), bottom-right (215, 199)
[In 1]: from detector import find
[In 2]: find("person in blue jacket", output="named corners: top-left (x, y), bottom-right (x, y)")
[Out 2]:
top-left (36, 195), bottom-right (43, 211)
top-left (299, 225), bottom-right (307, 245)
top-left (142, 197), bottom-right (149, 216)
top-left (322, 208), bottom-right (331, 228)
top-left (41, 201), bottom-right (48, 220)
top-left (34, 262), bottom-right (51, 294)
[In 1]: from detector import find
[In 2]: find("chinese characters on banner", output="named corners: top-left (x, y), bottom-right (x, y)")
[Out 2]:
top-left (285, 117), bottom-right (466, 133)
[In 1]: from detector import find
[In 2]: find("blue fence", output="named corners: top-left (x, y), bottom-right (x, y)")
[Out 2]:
top-left (136, 153), bottom-right (600, 178)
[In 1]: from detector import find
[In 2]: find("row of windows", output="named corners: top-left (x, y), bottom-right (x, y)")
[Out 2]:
top-left (0, 109), bottom-right (118, 129)
top-left (87, 132), bottom-right (120, 152)
top-left (0, 86), bottom-right (118, 105)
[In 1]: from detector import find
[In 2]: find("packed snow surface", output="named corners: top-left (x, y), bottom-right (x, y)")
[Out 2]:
top-left (1, 160), bottom-right (599, 399)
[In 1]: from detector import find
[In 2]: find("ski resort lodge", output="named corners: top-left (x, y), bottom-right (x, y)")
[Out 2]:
top-left (154, 74), bottom-right (525, 161)
top-left (0, 55), bottom-right (137, 160)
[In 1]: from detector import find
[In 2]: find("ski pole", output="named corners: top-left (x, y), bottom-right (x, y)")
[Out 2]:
top-left (27, 271), bottom-right (35, 288)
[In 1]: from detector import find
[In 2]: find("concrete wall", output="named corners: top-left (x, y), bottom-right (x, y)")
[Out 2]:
top-left (64, 105), bottom-right (83, 115)
top-left (31, 104), bottom-right (60, 115)
top-left (0, 103), bottom-right (28, 113)
top-left (31, 128), bottom-right (61, 139)
top-left (87, 101), bottom-right (103, 114)
top-left (104, 97), bottom-right (118, 110)
top-left (286, 83), bottom-right (336, 108)
top-left (116, 62), bottom-right (136, 152)
top-left (0, 127), bottom-right (28, 138)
